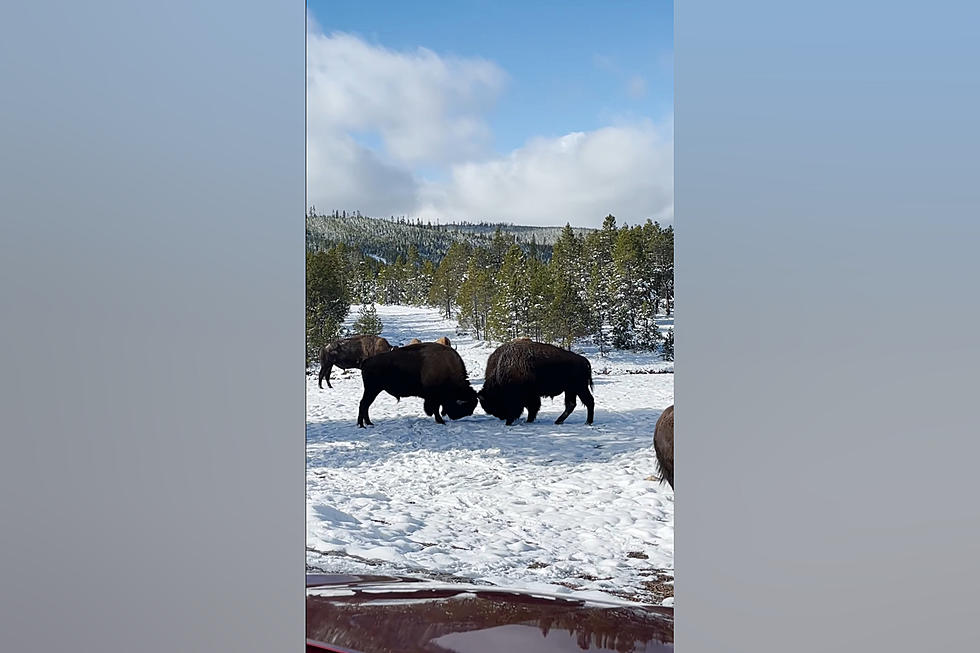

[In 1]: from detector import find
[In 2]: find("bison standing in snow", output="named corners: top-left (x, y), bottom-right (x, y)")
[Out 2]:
top-left (318, 335), bottom-right (392, 389)
top-left (357, 342), bottom-right (478, 428)
top-left (478, 340), bottom-right (595, 426)
top-left (653, 405), bottom-right (674, 489)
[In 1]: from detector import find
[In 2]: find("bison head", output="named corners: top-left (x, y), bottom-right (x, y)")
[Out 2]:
top-left (476, 388), bottom-right (503, 419)
top-left (443, 387), bottom-right (478, 420)
top-left (318, 342), bottom-right (341, 389)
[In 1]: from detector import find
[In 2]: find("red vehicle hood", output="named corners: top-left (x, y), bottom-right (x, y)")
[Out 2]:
top-left (306, 574), bottom-right (673, 652)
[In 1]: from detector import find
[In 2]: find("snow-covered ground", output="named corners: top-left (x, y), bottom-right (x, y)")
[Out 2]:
top-left (307, 305), bottom-right (674, 605)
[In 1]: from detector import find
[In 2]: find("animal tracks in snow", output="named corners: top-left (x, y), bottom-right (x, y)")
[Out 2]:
top-left (307, 305), bottom-right (673, 604)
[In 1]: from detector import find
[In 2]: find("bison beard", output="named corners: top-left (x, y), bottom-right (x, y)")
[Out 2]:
top-left (478, 340), bottom-right (595, 426)
top-left (318, 335), bottom-right (392, 389)
top-left (653, 405), bottom-right (674, 489)
top-left (356, 343), bottom-right (478, 427)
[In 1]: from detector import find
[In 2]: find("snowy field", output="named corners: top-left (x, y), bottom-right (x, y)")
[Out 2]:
top-left (307, 305), bottom-right (674, 605)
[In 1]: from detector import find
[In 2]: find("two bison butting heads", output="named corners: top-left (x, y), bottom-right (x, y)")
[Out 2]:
top-left (317, 335), bottom-right (595, 428)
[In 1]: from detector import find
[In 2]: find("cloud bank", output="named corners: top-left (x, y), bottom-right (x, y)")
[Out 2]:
top-left (307, 28), bottom-right (673, 227)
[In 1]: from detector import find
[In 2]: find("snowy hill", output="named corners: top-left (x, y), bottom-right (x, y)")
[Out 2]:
top-left (306, 304), bottom-right (674, 606)
top-left (306, 213), bottom-right (594, 264)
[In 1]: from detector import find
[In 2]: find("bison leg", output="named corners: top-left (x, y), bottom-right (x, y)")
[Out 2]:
top-left (357, 387), bottom-right (382, 428)
top-left (555, 390), bottom-right (577, 425)
top-left (318, 363), bottom-right (333, 389)
top-left (525, 395), bottom-right (541, 423)
top-left (423, 398), bottom-right (438, 417)
top-left (579, 387), bottom-right (595, 425)
top-left (504, 406), bottom-right (524, 426)
top-left (433, 403), bottom-right (447, 425)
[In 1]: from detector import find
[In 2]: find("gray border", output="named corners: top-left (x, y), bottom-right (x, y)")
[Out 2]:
top-left (1, 2), bottom-right (305, 651)
top-left (677, 1), bottom-right (980, 651)
top-left (5, 1), bottom-right (980, 651)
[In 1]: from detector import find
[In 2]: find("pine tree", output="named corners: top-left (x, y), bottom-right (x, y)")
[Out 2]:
top-left (428, 242), bottom-right (468, 318)
top-left (609, 226), bottom-right (645, 349)
top-left (583, 216), bottom-right (617, 355)
top-left (352, 302), bottom-right (383, 336)
top-left (306, 247), bottom-right (351, 363)
top-left (545, 224), bottom-right (589, 347)
top-left (545, 274), bottom-right (588, 348)
top-left (489, 227), bottom-right (511, 269)
top-left (487, 244), bottom-right (531, 341)
top-left (661, 328), bottom-right (674, 361)
top-left (526, 257), bottom-right (552, 341)
top-left (456, 252), bottom-right (494, 340)
top-left (634, 299), bottom-right (661, 350)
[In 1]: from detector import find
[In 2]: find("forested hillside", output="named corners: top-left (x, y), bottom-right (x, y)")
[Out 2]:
top-left (305, 212), bottom-right (673, 364)
top-left (306, 210), bottom-right (593, 264)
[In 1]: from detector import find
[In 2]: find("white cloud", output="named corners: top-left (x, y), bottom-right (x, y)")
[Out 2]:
top-left (307, 29), bottom-right (507, 216)
top-left (306, 130), bottom-right (418, 217)
top-left (418, 119), bottom-right (673, 227)
top-left (307, 30), bottom-right (506, 166)
top-left (306, 27), bottom-right (673, 227)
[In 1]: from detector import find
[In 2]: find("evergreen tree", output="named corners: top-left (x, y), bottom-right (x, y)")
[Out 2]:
top-left (609, 226), bottom-right (645, 349)
top-left (661, 328), bottom-right (674, 361)
top-left (545, 224), bottom-right (589, 347)
top-left (634, 299), bottom-right (661, 350)
top-left (428, 242), bottom-right (469, 318)
top-left (352, 302), bottom-right (383, 336)
top-left (489, 226), bottom-right (511, 268)
top-left (306, 247), bottom-right (351, 363)
top-left (456, 252), bottom-right (494, 340)
top-left (583, 216), bottom-right (617, 355)
top-left (528, 234), bottom-right (541, 262)
top-left (526, 257), bottom-right (552, 341)
top-left (545, 274), bottom-right (588, 348)
top-left (487, 244), bottom-right (531, 341)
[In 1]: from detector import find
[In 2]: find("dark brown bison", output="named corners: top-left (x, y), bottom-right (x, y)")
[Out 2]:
top-left (435, 336), bottom-right (452, 347)
top-left (478, 340), bottom-right (595, 426)
top-left (653, 405), bottom-right (674, 489)
top-left (357, 343), bottom-right (478, 427)
top-left (318, 335), bottom-right (393, 389)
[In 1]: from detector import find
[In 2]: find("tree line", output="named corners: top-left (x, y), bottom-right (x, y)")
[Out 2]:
top-left (306, 214), bottom-right (673, 364)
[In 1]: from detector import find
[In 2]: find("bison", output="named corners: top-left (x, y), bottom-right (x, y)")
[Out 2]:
top-left (477, 340), bottom-right (595, 426)
top-left (357, 342), bottom-right (478, 428)
top-left (435, 336), bottom-right (452, 347)
top-left (318, 335), bottom-right (392, 389)
top-left (653, 405), bottom-right (674, 489)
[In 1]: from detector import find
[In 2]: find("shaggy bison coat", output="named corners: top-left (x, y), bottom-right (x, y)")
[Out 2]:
top-left (653, 405), bottom-right (674, 489)
top-left (478, 340), bottom-right (595, 426)
top-left (357, 342), bottom-right (478, 428)
top-left (407, 338), bottom-right (422, 345)
top-left (318, 335), bottom-right (393, 389)
top-left (435, 336), bottom-right (452, 347)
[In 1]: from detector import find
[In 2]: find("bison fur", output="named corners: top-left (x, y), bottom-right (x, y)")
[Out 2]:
top-left (478, 340), bottom-right (595, 426)
top-left (357, 343), bottom-right (478, 428)
top-left (318, 335), bottom-right (392, 389)
top-left (653, 405), bottom-right (674, 489)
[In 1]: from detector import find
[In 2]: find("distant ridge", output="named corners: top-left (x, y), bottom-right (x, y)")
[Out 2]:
top-left (305, 212), bottom-right (594, 264)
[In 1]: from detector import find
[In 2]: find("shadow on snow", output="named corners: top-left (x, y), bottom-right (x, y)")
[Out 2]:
top-left (306, 404), bottom-right (667, 470)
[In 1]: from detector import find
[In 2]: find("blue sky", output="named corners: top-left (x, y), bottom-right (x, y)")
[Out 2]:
top-left (306, 1), bottom-right (673, 227)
